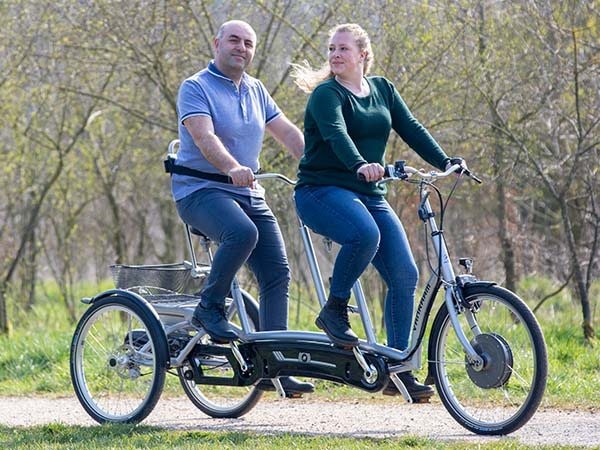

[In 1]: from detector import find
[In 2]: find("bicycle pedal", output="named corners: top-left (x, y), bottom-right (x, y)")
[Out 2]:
top-left (285, 392), bottom-right (304, 399)
top-left (412, 396), bottom-right (432, 404)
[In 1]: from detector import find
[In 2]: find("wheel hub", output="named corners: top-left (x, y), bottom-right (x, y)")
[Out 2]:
top-left (466, 333), bottom-right (513, 389)
top-left (107, 347), bottom-right (141, 380)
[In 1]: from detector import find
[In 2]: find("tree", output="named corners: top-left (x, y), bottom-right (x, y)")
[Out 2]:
top-left (0, 2), bottom-right (114, 334)
top-left (475, 1), bottom-right (599, 341)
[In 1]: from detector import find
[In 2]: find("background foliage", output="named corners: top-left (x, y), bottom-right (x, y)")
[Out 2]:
top-left (0, 0), bottom-right (598, 342)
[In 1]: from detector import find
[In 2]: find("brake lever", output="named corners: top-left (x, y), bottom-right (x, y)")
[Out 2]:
top-left (464, 169), bottom-right (482, 184)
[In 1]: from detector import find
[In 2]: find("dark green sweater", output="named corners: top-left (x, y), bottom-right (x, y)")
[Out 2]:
top-left (296, 76), bottom-right (449, 196)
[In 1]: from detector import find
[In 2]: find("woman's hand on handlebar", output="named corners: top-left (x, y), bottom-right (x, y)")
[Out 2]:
top-left (445, 157), bottom-right (469, 174)
top-left (444, 157), bottom-right (482, 183)
top-left (357, 163), bottom-right (385, 183)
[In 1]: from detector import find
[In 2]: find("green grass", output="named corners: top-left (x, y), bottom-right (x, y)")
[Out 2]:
top-left (0, 424), bottom-right (585, 449)
top-left (0, 277), bottom-right (598, 409)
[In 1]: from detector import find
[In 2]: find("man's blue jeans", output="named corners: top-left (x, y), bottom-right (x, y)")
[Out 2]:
top-left (294, 185), bottom-right (418, 350)
top-left (176, 188), bottom-right (289, 331)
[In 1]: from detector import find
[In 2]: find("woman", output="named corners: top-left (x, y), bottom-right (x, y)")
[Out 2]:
top-left (291, 23), bottom-right (466, 401)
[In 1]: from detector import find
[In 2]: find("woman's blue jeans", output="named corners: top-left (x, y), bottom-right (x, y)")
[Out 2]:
top-left (176, 188), bottom-right (290, 331)
top-left (294, 185), bottom-right (418, 350)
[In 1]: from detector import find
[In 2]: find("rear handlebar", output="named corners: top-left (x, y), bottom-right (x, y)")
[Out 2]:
top-left (255, 173), bottom-right (296, 185)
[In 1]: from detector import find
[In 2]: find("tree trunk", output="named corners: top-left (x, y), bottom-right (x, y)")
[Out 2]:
top-left (560, 199), bottom-right (595, 342)
top-left (25, 227), bottom-right (38, 310)
top-left (495, 175), bottom-right (517, 292)
top-left (0, 287), bottom-right (8, 335)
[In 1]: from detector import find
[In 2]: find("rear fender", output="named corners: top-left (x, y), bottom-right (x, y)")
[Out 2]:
top-left (84, 289), bottom-right (169, 368)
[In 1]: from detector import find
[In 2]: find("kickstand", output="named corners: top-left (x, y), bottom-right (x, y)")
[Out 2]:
top-left (271, 377), bottom-right (286, 398)
top-left (389, 373), bottom-right (414, 404)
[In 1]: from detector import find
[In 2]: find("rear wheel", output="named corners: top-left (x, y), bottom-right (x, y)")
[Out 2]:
top-left (70, 294), bottom-right (168, 423)
top-left (178, 290), bottom-right (263, 418)
top-left (429, 284), bottom-right (547, 435)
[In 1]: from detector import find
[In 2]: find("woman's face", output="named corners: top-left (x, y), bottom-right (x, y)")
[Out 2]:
top-left (328, 31), bottom-right (364, 78)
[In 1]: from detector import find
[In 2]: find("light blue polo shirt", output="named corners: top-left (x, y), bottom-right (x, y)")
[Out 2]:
top-left (172, 61), bottom-right (282, 201)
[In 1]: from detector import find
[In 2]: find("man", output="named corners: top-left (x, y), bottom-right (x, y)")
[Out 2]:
top-left (173, 20), bottom-right (313, 396)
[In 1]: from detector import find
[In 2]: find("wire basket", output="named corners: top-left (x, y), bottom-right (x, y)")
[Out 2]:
top-left (110, 262), bottom-right (208, 295)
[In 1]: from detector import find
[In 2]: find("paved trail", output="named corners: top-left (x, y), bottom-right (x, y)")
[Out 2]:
top-left (1, 396), bottom-right (598, 447)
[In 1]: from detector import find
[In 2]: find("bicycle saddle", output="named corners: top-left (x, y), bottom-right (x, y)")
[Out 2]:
top-left (190, 227), bottom-right (210, 241)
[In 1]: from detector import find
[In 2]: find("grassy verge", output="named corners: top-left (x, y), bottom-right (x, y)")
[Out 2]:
top-left (0, 424), bottom-right (584, 450)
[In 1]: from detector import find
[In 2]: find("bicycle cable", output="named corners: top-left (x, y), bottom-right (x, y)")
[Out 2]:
top-left (421, 173), bottom-right (463, 282)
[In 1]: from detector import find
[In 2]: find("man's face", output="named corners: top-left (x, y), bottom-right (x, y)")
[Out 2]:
top-left (214, 22), bottom-right (256, 74)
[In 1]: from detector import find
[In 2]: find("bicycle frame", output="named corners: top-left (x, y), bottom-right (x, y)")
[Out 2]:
top-left (172, 176), bottom-right (480, 372)
top-left (161, 140), bottom-right (483, 379)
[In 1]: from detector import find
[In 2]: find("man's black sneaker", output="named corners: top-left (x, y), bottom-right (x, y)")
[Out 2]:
top-left (383, 372), bottom-right (435, 403)
top-left (315, 300), bottom-right (359, 347)
top-left (191, 302), bottom-right (237, 343)
top-left (257, 376), bottom-right (315, 397)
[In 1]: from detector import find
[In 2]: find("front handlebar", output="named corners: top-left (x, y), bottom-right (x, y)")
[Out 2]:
top-left (257, 163), bottom-right (482, 188)
top-left (376, 160), bottom-right (482, 187)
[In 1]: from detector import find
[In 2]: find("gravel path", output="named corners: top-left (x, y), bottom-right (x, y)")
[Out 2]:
top-left (1, 395), bottom-right (599, 447)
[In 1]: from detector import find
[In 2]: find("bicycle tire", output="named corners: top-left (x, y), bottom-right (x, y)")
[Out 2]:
top-left (70, 294), bottom-right (168, 424)
top-left (178, 290), bottom-right (263, 418)
top-left (429, 284), bottom-right (547, 435)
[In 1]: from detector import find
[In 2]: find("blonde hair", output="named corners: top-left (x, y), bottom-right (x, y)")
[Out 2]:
top-left (291, 23), bottom-right (374, 93)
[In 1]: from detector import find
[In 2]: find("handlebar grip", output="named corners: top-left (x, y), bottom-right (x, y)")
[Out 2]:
top-left (468, 172), bottom-right (483, 184)
top-left (463, 169), bottom-right (482, 184)
top-left (358, 165), bottom-right (394, 182)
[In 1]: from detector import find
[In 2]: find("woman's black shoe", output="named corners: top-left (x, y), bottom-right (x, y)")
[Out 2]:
top-left (315, 297), bottom-right (359, 347)
top-left (191, 302), bottom-right (237, 343)
top-left (383, 372), bottom-right (435, 402)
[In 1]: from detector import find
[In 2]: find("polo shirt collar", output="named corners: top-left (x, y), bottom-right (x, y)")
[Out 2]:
top-left (207, 60), bottom-right (250, 86)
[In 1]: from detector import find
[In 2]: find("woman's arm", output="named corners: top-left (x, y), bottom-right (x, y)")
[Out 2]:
top-left (308, 85), bottom-right (367, 170)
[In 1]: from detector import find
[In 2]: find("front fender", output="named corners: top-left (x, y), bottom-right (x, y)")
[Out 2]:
top-left (463, 280), bottom-right (497, 289)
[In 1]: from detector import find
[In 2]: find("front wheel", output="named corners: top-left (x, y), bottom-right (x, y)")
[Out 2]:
top-left (70, 294), bottom-right (168, 423)
top-left (429, 284), bottom-right (547, 435)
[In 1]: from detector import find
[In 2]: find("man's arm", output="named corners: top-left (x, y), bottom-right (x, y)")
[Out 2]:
top-left (183, 115), bottom-right (254, 186)
top-left (266, 114), bottom-right (304, 160)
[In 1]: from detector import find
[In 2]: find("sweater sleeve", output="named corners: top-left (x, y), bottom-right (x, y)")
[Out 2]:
top-left (387, 81), bottom-right (449, 170)
top-left (307, 84), bottom-right (367, 170)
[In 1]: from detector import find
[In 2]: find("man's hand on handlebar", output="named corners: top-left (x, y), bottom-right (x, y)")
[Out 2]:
top-left (357, 163), bottom-right (385, 182)
top-left (228, 166), bottom-right (256, 187)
